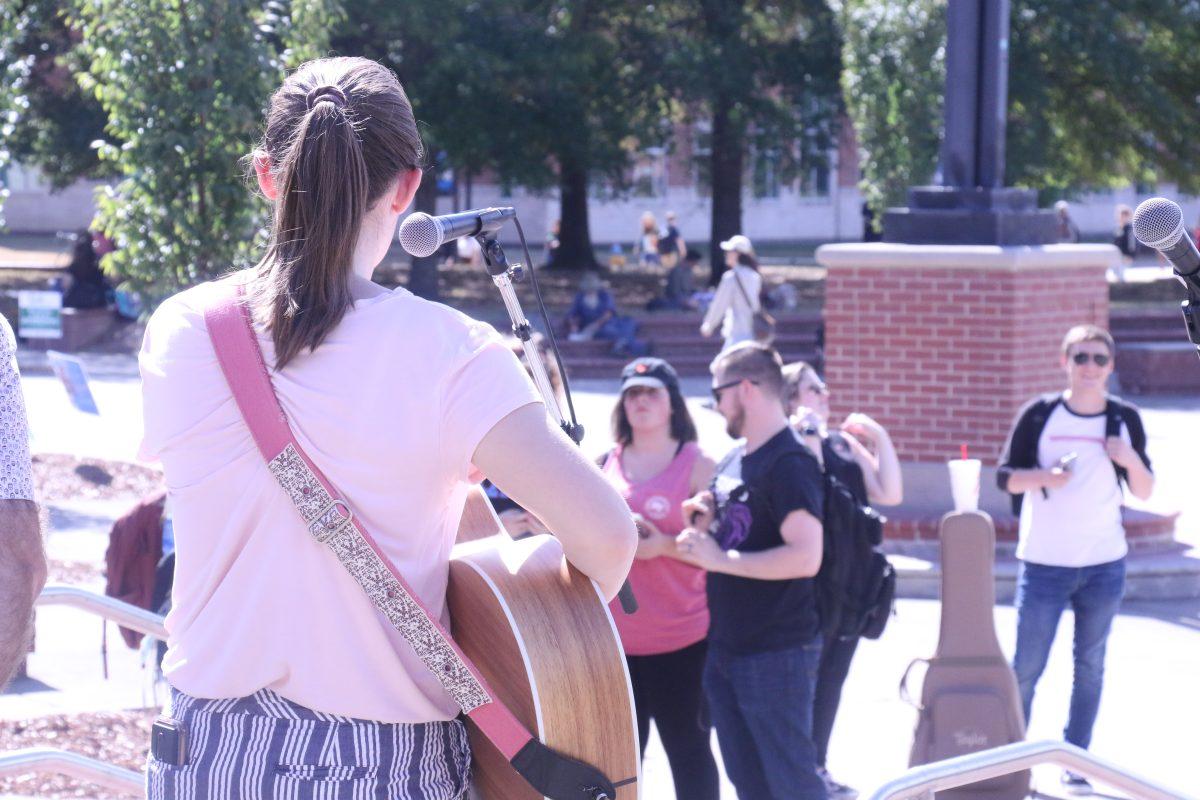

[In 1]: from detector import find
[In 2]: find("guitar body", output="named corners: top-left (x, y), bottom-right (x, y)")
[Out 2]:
top-left (449, 488), bottom-right (640, 799)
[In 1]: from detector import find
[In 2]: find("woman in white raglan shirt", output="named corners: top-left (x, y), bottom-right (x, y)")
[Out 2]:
top-left (997, 324), bottom-right (1153, 797)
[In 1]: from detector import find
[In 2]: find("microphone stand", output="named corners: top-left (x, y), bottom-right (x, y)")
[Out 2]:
top-left (476, 233), bottom-right (584, 444)
top-left (476, 232), bottom-right (637, 616)
top-left (1175, 270), bottom-right (1200, 361)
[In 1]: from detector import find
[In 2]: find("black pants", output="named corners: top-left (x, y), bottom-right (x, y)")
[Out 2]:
top-left (627, 639), bottom-right (719, 800)
top-left (812, 634), bottom-right (859, 767)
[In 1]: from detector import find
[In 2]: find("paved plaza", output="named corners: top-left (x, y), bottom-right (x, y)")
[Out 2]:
top-left (6, 355), bottom-right (1200, 798)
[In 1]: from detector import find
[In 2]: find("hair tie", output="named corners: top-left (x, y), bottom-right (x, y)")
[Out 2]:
top-left (305, 85), bottom-right (348, 111)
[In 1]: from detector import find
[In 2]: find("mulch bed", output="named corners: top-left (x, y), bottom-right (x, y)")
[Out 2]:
top-left (32, 454), bottom-right (163, 505)
top-left (48, 560), bottom-right (105, 585)
top-left (0, 710), bottom-right (154, 799)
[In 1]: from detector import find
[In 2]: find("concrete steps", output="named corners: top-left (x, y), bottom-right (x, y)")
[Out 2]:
top-left (558, 311), bottom-right (823, 379)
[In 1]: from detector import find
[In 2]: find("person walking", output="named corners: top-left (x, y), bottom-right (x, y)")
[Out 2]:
top-left (700, 235), bottom-right (763, 354)
top-left (138, 56), bottom-right (636, 799)
top-left (997, 325), bottom-right (1153, 797)
top-left (601, 357), bottom-right (720, 800)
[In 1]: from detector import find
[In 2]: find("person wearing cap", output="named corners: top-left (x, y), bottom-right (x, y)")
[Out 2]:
top-left (600, 357), bottom-right (719, 800)
top-left (700, 235), bottom-right (763, 354)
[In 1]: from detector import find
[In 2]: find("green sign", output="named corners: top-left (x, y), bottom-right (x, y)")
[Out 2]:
top-left (18, 290), bottom-right (63, 339)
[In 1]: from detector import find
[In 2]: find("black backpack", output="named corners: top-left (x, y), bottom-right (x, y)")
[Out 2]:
top-left (815, 443), bottom-right (895, 641)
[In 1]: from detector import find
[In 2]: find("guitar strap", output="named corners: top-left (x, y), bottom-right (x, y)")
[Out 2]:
top-left (204, 280), bottom-right (619, 800)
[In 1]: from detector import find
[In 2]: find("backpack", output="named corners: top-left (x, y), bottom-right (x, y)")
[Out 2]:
top-left (814, 438), bottom-right (896, 641)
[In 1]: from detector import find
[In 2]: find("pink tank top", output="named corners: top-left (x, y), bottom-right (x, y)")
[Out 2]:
top-left (604, 441), bottom-right (709, 656)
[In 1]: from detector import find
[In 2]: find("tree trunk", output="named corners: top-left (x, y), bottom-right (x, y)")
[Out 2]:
top-left (553, 156), bottom-right (598, 271)
top-left (407, 169), bottom-right (441, 300)
top-left (708, 102), bottom-right (744, 286)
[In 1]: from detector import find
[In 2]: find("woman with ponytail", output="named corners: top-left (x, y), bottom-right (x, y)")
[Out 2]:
top-left (138, 57), bottom-right (636, 799)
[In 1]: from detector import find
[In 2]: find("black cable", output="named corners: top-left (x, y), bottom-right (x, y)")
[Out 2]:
top-left (511, 215), bottom-right (583, 438)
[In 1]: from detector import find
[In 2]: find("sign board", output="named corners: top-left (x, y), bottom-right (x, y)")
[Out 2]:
top-left (17, 290), bottom-right (63, 339)
top-left (47, 350), bottom-right (99, 415)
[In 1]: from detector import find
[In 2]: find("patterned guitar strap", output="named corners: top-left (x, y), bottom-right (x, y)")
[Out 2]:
top-left (204, 280), bottom-right (621, 800)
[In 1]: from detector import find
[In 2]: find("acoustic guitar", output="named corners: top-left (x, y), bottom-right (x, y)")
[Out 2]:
top-left (449, 487), bottom-right (641, 799)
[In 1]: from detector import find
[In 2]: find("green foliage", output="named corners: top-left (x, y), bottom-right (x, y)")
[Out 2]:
top-left (1007, 0), bottom-right (1200, 197)
top-left (68, 0), bottom-right (282, 304)
top-left (266, 0), bottom-right (346, 68)
top-left (669, 0), bottom-right (844, 187)
top-left (841, 0), bottom-right (1200, 217)
top-left (333, 1), bottom-right (675, 268)
top-left (0, 2), bottom-right (112, 194)
top-left (838, 0), bottom-right (944, 218)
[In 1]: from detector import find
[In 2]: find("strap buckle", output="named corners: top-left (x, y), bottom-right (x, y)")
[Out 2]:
top-left (309, 499), bottom-right (353, 543)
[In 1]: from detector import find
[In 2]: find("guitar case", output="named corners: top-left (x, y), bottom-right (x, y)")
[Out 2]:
top-left (902, 511), bottom-right (1030, 799)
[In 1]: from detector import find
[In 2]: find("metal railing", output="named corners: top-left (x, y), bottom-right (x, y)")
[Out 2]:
top-left (866, 740), bottom-right (1192, 800)
top-left (0, 749), bottom-right (143, 796)
top-left (5, 586), bottom-right (164, 797)
top-left (35, 584), bottom-right (167, 640)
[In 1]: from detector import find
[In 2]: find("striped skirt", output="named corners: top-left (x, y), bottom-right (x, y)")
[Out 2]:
top-left (146, 688), bottom-right (471, 800)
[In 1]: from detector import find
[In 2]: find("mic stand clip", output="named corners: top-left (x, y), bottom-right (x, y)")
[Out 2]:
top-left (477, 234), bottom-right (584, 444)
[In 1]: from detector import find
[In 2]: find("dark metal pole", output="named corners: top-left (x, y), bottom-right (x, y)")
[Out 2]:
top-left (941, 0), bottom-right (981, 189)
top-left (977, 0), bottom-right (1011, 189)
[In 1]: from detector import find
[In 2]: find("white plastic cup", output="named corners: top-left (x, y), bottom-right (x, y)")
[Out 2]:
top-left (948, 458), bottom-right (982, 512)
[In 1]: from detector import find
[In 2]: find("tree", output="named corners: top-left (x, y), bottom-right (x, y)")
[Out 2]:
top-left (666, 0), bottom-right (843, 282)
top-left (65, 0), bottom-right (339, 305)
top-left (335, 1), bottom-right (673, 272)
top-left (838, 0), bottom-right (944, 220)
top-left (68, 0), bottom-right (280, 303)
top-left (1007, 0), bottom-right (1200, 197)
top-left (841, 0), bottom-right (1200, 217)
top-left (0, 2), bottom-right (112, 193)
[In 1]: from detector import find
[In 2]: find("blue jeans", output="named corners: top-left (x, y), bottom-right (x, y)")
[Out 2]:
top-left (704, 640), bottom-right (826, 800)
top-left (1012, 558), bottom-right (1126, 749)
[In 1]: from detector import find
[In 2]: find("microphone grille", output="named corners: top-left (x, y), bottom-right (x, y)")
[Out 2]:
top-left (398, 213), bottom-right (443, 258)
top-left (1132, 197), bottom-right (1184, 249)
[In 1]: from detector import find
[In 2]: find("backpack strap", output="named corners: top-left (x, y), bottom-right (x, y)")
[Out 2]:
top-left (1104, 398), bottom-right (1128, 489)
top-left (203, 280), bottom-right (616, 800)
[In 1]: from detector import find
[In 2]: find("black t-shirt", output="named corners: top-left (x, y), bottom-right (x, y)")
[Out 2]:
top-left (707, 427), bottom-right (825, 654)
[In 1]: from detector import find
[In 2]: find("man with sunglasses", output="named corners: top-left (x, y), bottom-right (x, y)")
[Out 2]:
top-left (997, 324), bottom-right (1153, 796)
top-left (678, 343), bottom-right (828, 799)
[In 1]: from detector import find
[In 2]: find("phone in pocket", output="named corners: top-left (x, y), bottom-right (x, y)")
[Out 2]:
top-left (151, 716), bottom-right (188, 766)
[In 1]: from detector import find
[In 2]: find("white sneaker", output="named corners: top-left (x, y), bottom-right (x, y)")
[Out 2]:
top-left (817, 766), bottom-right (858, 799)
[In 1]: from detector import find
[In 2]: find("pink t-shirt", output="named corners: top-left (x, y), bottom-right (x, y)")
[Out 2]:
top-left (605, 442), bottom-right (709, 656)
top-left (139, 276), bottom-right (540, 723)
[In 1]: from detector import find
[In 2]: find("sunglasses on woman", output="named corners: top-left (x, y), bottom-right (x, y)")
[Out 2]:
top-left (1070, 352), bottom-right (1110, 367)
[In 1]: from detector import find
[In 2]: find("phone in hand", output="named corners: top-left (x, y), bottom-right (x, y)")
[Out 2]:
top-left (1055, 452), bottom-right (1078, 472)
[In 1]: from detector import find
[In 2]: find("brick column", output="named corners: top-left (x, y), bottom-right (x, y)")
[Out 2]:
top-left (816, 244), bottom-right (1118, 543)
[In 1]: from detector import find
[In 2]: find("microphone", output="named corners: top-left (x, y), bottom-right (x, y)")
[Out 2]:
top-left (398, 207), bottom-right (516, 258)
top-left (1132, 197), bottom-right (1200, 277)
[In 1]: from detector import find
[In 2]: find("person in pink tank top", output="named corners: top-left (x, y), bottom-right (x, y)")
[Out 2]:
top-left (602, 357), bottom-right (719, 800)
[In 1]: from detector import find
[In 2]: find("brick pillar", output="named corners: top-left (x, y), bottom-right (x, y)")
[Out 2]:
top-left (816, 244), bottom-right (1117, 543)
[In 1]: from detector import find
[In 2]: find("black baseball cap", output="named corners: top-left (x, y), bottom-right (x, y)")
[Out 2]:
top-left (620, 357), bottom-right (680, 393)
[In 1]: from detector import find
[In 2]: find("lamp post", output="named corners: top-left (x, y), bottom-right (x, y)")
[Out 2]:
top-left (883, 0), bottom-right (1057, 245)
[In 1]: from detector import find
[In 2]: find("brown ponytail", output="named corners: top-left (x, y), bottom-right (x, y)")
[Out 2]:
top-left (251, 57), bottom-right (423, 369)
